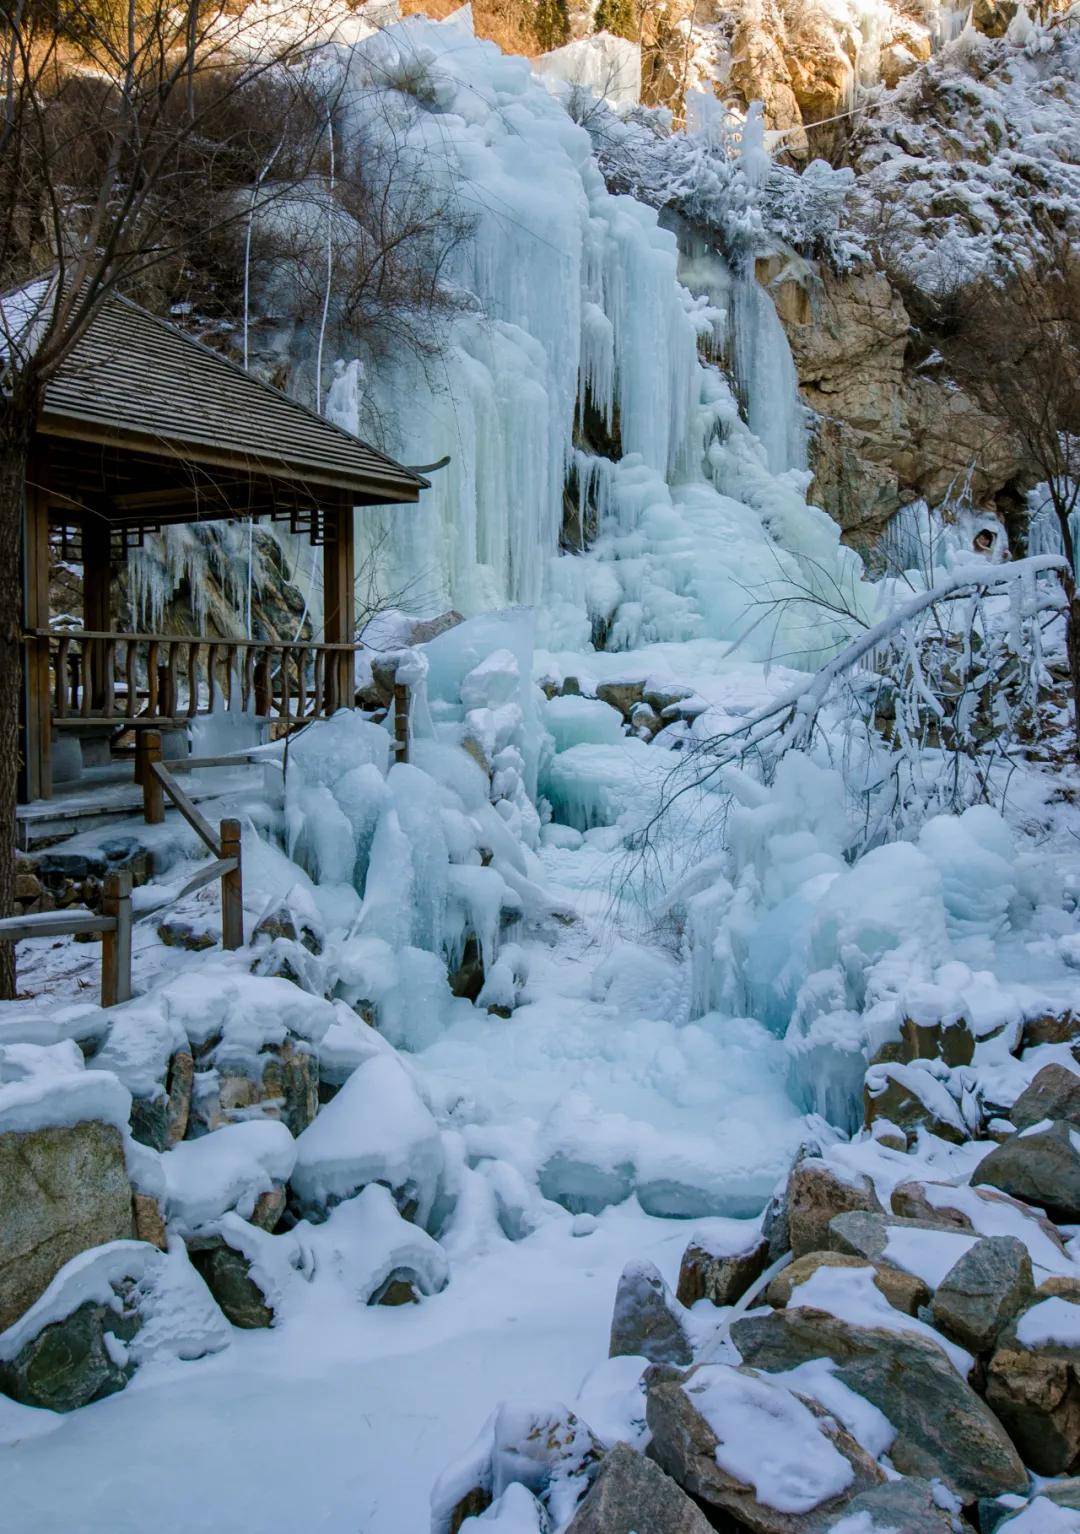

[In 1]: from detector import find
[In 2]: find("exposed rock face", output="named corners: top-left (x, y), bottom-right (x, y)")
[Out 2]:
top-left (609, 1260), bottom-right (693, 1366)
top-left (731, 1307), bottom-right (1028, 1501)
top-left (563, 1441), bottom-right (715, 1534)
top-left (646, 1361), bottom-right (885, 1533)
top-left (128, 1048), bottom-right (193, 1152)
top-left (0, 1122), bottom-right (134, 1331)
top-left (977, 1120), bottom-right (1080, 1222)
top-left (191, 1037), bottom-right (319, 1139)
top-left (770, 263), bottom-right (1024, 549)
top-left (676, 1233), bottom-right (768, 1308)
top-left (863, 1061), bottom-right (969, 1144)
top-left (187, 1236), bottom-right (275, 1329)
top-left (930, 1235), bottom-right (1034, 1355)
top-left (786, 1158), bottom-right (883, 1259)
top-left (825, 1477), bottom-right (959, 1532)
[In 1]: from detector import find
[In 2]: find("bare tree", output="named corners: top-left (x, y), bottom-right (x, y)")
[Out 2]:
top-left (0, 0), bottom-right (331, 996)
top-left (940, 238), bottom-right (1080, 750)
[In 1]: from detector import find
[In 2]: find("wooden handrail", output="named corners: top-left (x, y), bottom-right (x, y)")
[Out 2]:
top-left (28, 627), bottom-right (362, 651)
top-left (0, 870), bottom-right (131, 1007)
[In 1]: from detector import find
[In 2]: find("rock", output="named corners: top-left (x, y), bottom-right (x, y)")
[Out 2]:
top-left (0, 1299), bottom-right (138, 1412)
top-left (823, 1477), bottom-right (958, 1532)
top-left (609, 1260), bottom-right (692, 1367)
top-left (732, 1308), bottom-right (1027, 1501)
top-left (157, 917), bottom-right (216, 951)
top-left (891, 1179), bottom-right (1069, 1262)
top-left (768, 1252), bottom-right (929, 1318)
top-left (128, 1047), bottom-right (193, 1152)
top-left (646, 1361), bottom-right (885, 1534)
top-left (888, 1014), bottom-right (976, 1068)
top-left (0, 1121), bottom-right (134, 1332)
top-left (827, 1209), bottom-right (957, 1263)
top-left (931, 1236), bottom-right (1034, 1354)
top-left (1022, 1012), bottom-right (1080, 1050)
top-left (187, 1236), bottom-right (275, 1329)
top-left (595, 680), bottom-right (645, 719)
top-left (191, 1037), bottom-right (319, 1139)
top-left (786, 1159), bottom-right (883, 1259)
top-left (251, 904), bottom-right (323, 955)
top-left (250, 1185), bottom-right (286, 1232)
top-left (977, 1120), bottom-right (1080, 1222)
top-left (131, 1192), bottom-right (168, 1251)
top-left (863, 1061), bottom-right (969, 1144)
top-left (676, 1234), bottom-right (768, 1308)
top-left (986, 1293), bottom-right (1080, 1474)
top-left (562, 1440), bottom-right (714, 1534)
top-left (1010, 1064), bottom-right (1080, 1131)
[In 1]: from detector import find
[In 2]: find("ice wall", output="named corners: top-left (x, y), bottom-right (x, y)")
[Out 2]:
top-left (321, 14), bottom-right (862, 662)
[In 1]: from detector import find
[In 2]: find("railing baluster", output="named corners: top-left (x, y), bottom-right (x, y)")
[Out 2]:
top-left (164, 641), bottom-right (180, 718)
top-left (244, 646), bottom-right (255, 713)
top-left (280, 647), bottom-right (291, 725)
top-left (55, 637), bottom-right (69, 719)
top-left (254, 648), bottom-right (271, 717)
top-left (80, 638), bottom-right (93, 717)
top-left (146, 641), bottom-right (159, 716)
top-left (187, 642), bottom-right (199, 719)
top-left (102, 640), bottom-right (116, 716)
top-left (312, 648), bottom-right (324, 720)
top-left (296, 647), bottom-right (307, 720)
top-left (125, 640), bottom-right (137, 719)
top-left (207, 643), bottom-right (219, 713)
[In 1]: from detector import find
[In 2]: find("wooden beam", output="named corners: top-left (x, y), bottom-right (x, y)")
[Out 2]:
top-left (322, 493), bottom-right (356, 711)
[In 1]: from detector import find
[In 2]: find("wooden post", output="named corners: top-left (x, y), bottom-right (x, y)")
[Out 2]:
top-left (101, 869), bottom-right (132, 1007)
top-left (322, 494), bottom-right (356, 713)
top-left (393, 682), bottom-right (410, 765)
top-left (220, 818), bottom-right (243, 951)
top-left (20, 482), bottom-right (52, 801)
top-left (139, 729), bottom-right (164, 823)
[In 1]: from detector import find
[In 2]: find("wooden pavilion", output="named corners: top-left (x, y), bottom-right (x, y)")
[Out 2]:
top-left (18, 288), bottom-right (427, 803)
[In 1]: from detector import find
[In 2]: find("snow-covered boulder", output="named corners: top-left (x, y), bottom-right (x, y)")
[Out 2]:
top-left (609, 1260), bottom-right (692, 1367)
top-left (645, 1362), bottom-right (884, 1533)
top-left (300, 1183), bottom-right (448, 1305)
top-left (0, 1042), bottom-right (136, 1331)
top-left (987, 1286), bottom-right (1080, 1475)
top-left (290, 1053), bottom-right (443, 1225)
top-left (0, 1239), bottom-right (229, 1411)
top-left (161, 1119), bottom-right (297, 1235)
top-left (562, 1441), bottom-right (712, 1534)
top-left (88, 1001), bottom-right (193, 1150)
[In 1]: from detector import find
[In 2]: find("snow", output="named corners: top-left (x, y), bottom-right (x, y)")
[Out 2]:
top-left (161, 1120), bottom-right (297, 1234)
top-left (785, 1261), bottom-right (973, 1375)
top-left (1015, 1297), bottom-right (1080, 1350)
top-left (998, 1500), bottom-right (1080, 1533)
top-left (881, 1225), bottom-right (978, 1288)
top-left (0, 1041), bottom-right (131, 1138)
top-left (290, 1053), bottom-right (444, 1223)
top-left (770, 1358), bottom-right (895, 1461)
top-left (537, 33), bottom-right (641, 111)
top-left (684, 1363), bottom-right (855, 1513)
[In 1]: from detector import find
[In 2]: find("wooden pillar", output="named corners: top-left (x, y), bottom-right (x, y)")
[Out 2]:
top-left (138, 729), bottom-right (164, 823)
top-left (219, 818), bottom-right (243, 951)
top-left (20, 480), bottom-right (52, 802)
top-left (82, 514), bottom-right (112, 712)
top-left (322, 494), bottom-right (356, 713)
top-left (101, 869), bottom-right (133, 1007)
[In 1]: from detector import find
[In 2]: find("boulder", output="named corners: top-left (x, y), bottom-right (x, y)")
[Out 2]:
top-left (786, 1159), bottom-right (883, 1259)
top-left (676, 1233), bottom-right (768, 1308)
top-left (732, 1307), bottom-right (1027, 1501)
top-left (768, 1251), bottom-right (929, 1317)
top-left (891, 1178), bottom-right (1070, 1263)
top-left (131, 1191), bottom-right (168, 1251)
top-left (0, 1121), bottom-right (134, 1332)
top-left (1010, 1064), bottom-right (1080, 1132)
top-left (827, 1209), bottom-right (958, 1264)
top-left (888, 1014), bottom-right (976, 1068)
top-left (1021, 1012), bottom-right (1080, 1050)
top-left (89, 1006), bottom-right (193, 1151)
top-left (595, 680), bottom-right (645, 719)
top-left (646, 1361), bottom-right (885, 1534)
top-left (863, 1062), bottom-right (969, 1144)
top-left (930, 1235), bottom-right (1034, 1354)
top-left (127, 1048), bottom-right (193, 1151)
top-left (562, 1441), bottom-right (714, 1534)
top-left (0, 1299), bottom-right (138, 1412)
top-left (987, 1292), bottom-right (1080, 1474)
top-left (609, 1260), bottom-right (692, 1366)
top-left (187, 1234), bottom-right (275, 1329)
top-left (823, 1478), bottom-right (959, 1531)
top-left (190, 1036), bottom-right (319, 1139)
top-left (977, 1120), bottom-right (1080, 1222)
top-left (0, 1240), bottom-right (230, 1411)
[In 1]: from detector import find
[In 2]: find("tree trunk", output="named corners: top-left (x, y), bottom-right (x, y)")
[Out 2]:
top-left (1067, 581), bottom-right (1080, 764)
top-left (0, 385), bottom-right (37, 999)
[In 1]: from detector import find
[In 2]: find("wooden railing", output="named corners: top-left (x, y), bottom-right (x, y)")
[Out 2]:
top-left (138, 731), bottom-right (245, 950)
top-left (0, 871), bottom-right (133, 1007)
top-left (33, 628), bottom-right (359, 726)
